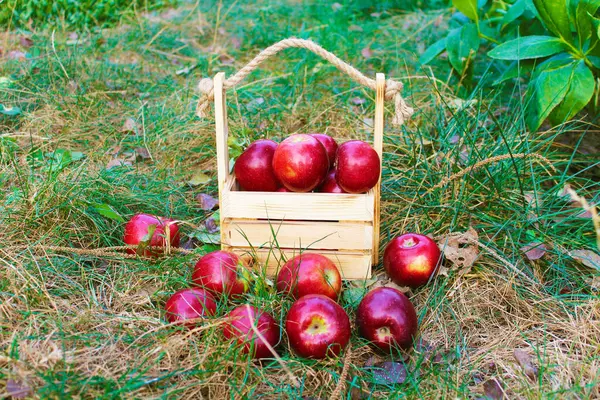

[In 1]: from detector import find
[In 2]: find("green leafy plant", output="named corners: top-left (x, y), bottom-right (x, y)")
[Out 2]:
top-left (488, 0), bottom-right (600, 130)
top-left (421, 0), bottom-right (600, 131)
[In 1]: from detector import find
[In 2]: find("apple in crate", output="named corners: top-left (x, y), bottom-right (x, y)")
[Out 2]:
top-left (384, 233), bottom-right (442, 288)
top-left (309, 133), bottom-right (338, 168)
top-left (272, 134), bottom-right (329, 192)
top-left (356, 287), bottom-right (417, 351)
top-left (319, 170), bottom-right (346, 193)
top-left (223, 305), bottom-right (280, 359)
top-left (234, 139), bottom-right (280, 192)
top-left (336, 140), bottom-right (380, 193)
top-left (124, 213), bottom-right (180, 256)
top-left (276, 253), bottom-right (342, 300)
top-left (192, 251), bottom-right (250, 298)
top-left (165, 288), bottom-right (216, 327)
top-left (285, 294), bottom-right (350, 359)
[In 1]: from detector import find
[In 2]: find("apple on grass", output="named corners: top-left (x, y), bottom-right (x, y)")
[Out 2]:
top-left (336, 140), bottom-right (380, 194)
top-left (164, 288), bottom-right (216, 328)
top-left (192, 250), bottom-right (250, 298)
top-left (276, 253), bottom-right (342, 300)
top-left (285, 294), bottom-right (350, 359)
top-left (318, 170), bottom-right (346, 193)
top-left (356, 287), bottom-right (418, 351)
top-left (223, 305), bottom-right (280, 359)
top-left (272, 134), bottom-right (329, 192)
top-left (384, 233), bottom-right (442, 288)
top-left (234, 139), bottom-right (280, 192)
top-left (309, 133), bottom-right (338, 168)
top-left (124, 213), bottom-right (180, 256)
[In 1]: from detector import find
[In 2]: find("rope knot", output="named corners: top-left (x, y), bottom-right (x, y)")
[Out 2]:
top-left (196, 78), bottom-right (215, 118)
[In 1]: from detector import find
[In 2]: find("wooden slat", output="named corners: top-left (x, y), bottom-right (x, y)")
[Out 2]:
top-left (214, 73), bottom-right (229, 245)
top-left (222, 219), bottom-right (373, 250)
top-left (372, 73), bottom-right (385, 264)
top-left (227, 247), bottom-right (372, 280)
top-left (221, 184), bottom-right (375, 221)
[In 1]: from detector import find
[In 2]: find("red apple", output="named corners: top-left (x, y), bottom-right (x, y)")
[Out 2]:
top-left (319, 170), bottom-right (346, 193)
top-left (164, 287), bottom-right (216, 327)
top-left (272, 134), bottom-right (329, 192)
top-left (276, 187), bottom-right (291, 192)
top-left (223, 305), bottom-right (280, 359)
top-left (335, 140), bottom-right (380, 194)
top-left (309, 133), bottom-right (338, 168)
top-left (124, 213), bottom-right (180, 256)
top-left (192, 251), bottom-right (250, 298)
top-left (234, 139), bottom-right (280, 191)
top-left (276, 253), bottom-right (342, 300)
top-left (384, 233), bottom-right (442, 288)
top-left (356, 287), bottom-right (418, 351)
top-left (285, 294), bottom-right (350, 358)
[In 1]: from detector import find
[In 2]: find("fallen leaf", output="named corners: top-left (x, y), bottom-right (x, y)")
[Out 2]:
top-left (448, 134), bottom-right (460, 144)
top-left (483, 379), bottom-right (503, 399)
top-left (371, 12), bottom-right (381, 17)
top-left (351, 97), bottom-right (366, 105)
top-left (6, 379), bottom-right (31, 399)
top-left (135, 147), bottom-right (151, 160)
top-left (205, 217), bottom-right (219, 234)
top-left (231, 37), bottom-right (242, 49)
top-left (348, 25), bottom-right (363, 32)
top-left (513, 349), bottom-right (538, 382)
top-left (121, 117), bottom-right (138, 134)
top-left (188, 171), bottom-right (211, 186)
top-left (0, 77), bottom-right (12, 88)
top-left (106, 145), bottom-right (122, 156)
top-left (219, 54), bottom-right (234, 65)
top-left (19, 36), bottom-right (33, 48)
top-left (106, 158), bottom-right (132, 169)
top-left (437, 228), bottom-right (479, 275)
top-left (92, 203), bottom-right (125, 222)
top-left (331, 2), bottom-right (343, 11)
top-left (370, 361), bottom-right (407, 385)
top-left (343, 286), bottom-right (367, 307)
top-left (246, 97), bottom-right (265, 112)
top-left (8, 50), bottom-right (27, 60)
top-left (362, 117), bottom-right (374, 130)
top-left (0, 104), bottom-right (21, 116)
top-left (361, 47), bottom-right (373, 59)
top-left (68, 32), bottom-right (79, 40)
top-left (175, 64), bottom-right (198, 76)
top-left (196, 193), bottom-right (218, 210)
top-left (382, 280), bottom-right (411, 292)
top-left (587, 276), bottom-right (600, 290)
top-left (570, 250), bottom-right (600, 270)
top-left (67, 80), bottom-right (79, 94)
top-left (520, 242), bottom-right (546, 261)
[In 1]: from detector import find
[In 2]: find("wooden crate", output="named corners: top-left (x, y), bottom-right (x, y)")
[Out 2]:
top-left (213, 72), bottom-right (385, 280)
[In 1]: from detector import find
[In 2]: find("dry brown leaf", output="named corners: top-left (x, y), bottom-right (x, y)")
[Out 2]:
top-left (121, 117), bottom-right (138, 134)
top-left (361, 47), bottom-right (373, 59)
top-left (483, 379), bottom-right (504, 399)
top-left (513, 349), bottom-right (539, 382)
top-left (106, 158), bottom-right (132, 170)
top-left (6, 379), bottom-right (31, 398)
top-left (520, 242), bottom-right (547, 261)
top-left (196, 193), bottom-right (218, 210)
top-left (188, 171), bottom-right (211, 186)
top-left (19, 36), bottom-right (33, 48)
top-left (437, 228), bottom-right (479, 275)
top-left (219, 54), bottom-right (234, 65)
top-left (134, 147), bottom-right (151, 160)
top-left (570, 249), bottom-right (600, 270)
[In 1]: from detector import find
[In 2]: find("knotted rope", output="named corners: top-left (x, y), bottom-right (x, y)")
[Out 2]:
top-left (196, 38), bottom-right (414, 126)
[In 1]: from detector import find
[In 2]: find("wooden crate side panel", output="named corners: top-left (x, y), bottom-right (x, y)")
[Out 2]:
top-left (228, 247), bottom-right (372, 280)
top-left (222, 219), bottom-right (373, 250)
top-left (221, 189), bottom-right (375, 221)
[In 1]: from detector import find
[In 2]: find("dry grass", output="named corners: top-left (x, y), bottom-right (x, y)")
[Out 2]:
top-left (1, 1), bottom-right (599, 398)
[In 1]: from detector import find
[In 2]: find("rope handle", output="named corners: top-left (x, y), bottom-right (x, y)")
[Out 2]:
top-left (196, 38), bottom-right (414, 126)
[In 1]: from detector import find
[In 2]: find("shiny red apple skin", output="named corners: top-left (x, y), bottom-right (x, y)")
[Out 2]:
top-left (123, 213), bottom-right (180, 256)
top-left (285, 294), bottom-right (350, 359)
top-left (335, 140), bottom-right (381, 194)
top-left (192, 251), bottom-right (250, 298)
top-left (309, 133), bottom-right (338, 168)
top-left (319, 170), bottom-right (346, 193)
top-left (276, 253), bottom-right (342, 300)
top-left (276, 187), bottom-right (291, 192)
top-left (356, 287), bottom-right (418, 351)
top-left (165, 288), bottom-right (216, 327)
top-left (272, 134), bottom-right (329, 192)
top-left (223, 305), bottom-right (280, 359)
top-left (234, 139), bottom-right (280, 192)
top-left (384, 233), bottom-right (442, 288)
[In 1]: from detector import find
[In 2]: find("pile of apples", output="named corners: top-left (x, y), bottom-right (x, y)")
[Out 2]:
top-left (235, 133), bottom-right (381, 194)
top-left (123, 214), bottom-right (442, 359)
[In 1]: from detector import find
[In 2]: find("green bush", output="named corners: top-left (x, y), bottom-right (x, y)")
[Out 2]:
top-left (420, 0), bottom-right (600, 131)
top-left (0, 0), bottom-right (176, 29)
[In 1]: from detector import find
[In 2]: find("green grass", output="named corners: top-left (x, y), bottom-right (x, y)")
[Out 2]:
top-left (1, 0), bottom-right (599, 398)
